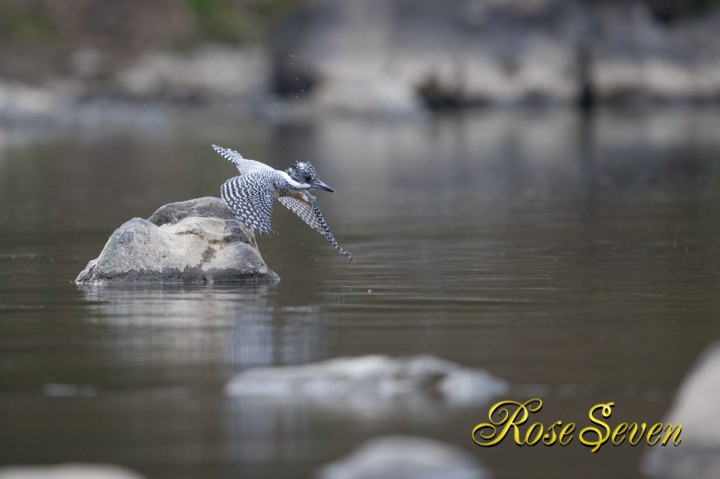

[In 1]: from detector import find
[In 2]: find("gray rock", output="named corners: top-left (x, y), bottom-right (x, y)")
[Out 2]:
top-left (0, 81), bottom-right (71, 124)
top-left (116, 46), bottom-right (269, 103)
top-left (146, 196), bottom-right (237, 226)
top-left (589, 4), bottom-right (720, 105)
top-left (75, 197), bottom-right (278, 284)
top-left (316, 435), bottom-right (489, 479)
top-left (271, 0), bottom-right (582, 114)
top-left (270, 0), bottom-right (720, 112)
top-left (642, 343), bottom-right (720, 478)
top-left (225, 355), bottom-right (507, 406)
top-left (0, 464), bottom-right (145, 479)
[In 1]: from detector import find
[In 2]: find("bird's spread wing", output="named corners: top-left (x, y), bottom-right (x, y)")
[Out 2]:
top-left (278, 193), bottom-right (323, 233)
top-left (213, 144), bottom-right (274, 175)
top-left (221, 174), bottom-right (274, 234)
top-left (279, 192), bottom-right (354, 261)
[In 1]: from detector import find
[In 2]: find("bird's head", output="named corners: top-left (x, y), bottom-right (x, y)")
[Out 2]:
top-left (286, 161), bottom-right (335, 192)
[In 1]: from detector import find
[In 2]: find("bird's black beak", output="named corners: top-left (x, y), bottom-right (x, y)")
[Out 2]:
top-left (313, 180), bottom-right (335, 193)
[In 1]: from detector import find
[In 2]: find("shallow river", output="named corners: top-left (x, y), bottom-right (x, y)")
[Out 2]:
top-left (1, 108), bottom-right (719, 478)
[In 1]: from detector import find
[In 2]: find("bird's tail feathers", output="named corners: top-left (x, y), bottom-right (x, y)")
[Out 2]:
top-left (212, 144), bottom-right (245, 165)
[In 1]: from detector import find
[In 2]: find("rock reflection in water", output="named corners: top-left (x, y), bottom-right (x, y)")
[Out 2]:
top-left (78, 284), bottom-right (327, 368)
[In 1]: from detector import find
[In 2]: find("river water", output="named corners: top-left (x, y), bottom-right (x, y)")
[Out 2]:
top-left (1, 108), bottom-right (719, 478)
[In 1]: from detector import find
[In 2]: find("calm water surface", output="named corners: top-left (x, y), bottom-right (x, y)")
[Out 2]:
top-left (1, 109), bottom-right (720, 478)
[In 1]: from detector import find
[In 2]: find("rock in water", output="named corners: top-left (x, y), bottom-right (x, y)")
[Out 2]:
top-left (316, 436), bottom-right (489, 479)
top-left (75, 197), bottom-right (278, 284)
top-left (0, 464), bottom-right (145, 479)
top-left (642, 343), bottom-right (720, 478)
top-left (225, 355), bottom-right (507, 406)
top-left (146, 196), bottom-right (237, 225)
top-left (271, 0), bottom-right (720, 112)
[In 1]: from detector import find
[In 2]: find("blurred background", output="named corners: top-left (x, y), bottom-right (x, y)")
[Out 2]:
top-left (1, 0), bottom-right (720, 121)
top-left (2, 1), bottom-right (720, 479)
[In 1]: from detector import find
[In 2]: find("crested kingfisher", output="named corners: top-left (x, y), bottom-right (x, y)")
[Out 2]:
top-left (213, 144), bottom-right (353, 261)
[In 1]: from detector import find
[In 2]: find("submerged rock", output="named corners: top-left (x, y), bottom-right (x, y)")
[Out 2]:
top-left (75, 197), bottom-right (278, 284)
top-left (316, 435), bottom-right (489, 479)
top-left (225, 355), bottom-right (507, 406)
top-left (0, 464), bottom-right (145, 479)
top-left (642, 343), bottom-right (720, 478)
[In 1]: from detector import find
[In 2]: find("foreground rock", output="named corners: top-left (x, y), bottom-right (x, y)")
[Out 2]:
top-left (316, 436), bottom-right (489, 479)
top-left (642, 343), bottom-right (720, 478)
top-left (225, 355), bottom-right (507, 407)
top-left (75, 197), bottom-right (278, 284)
top-left (0, 464), bottom-right (144, 479)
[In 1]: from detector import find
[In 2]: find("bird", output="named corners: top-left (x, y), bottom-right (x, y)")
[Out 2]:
top-left (213, 144), bottom-right (353, 261)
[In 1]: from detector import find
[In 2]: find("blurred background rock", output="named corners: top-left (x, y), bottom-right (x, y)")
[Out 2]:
top-left (2, 0), bottom-right (720, 122)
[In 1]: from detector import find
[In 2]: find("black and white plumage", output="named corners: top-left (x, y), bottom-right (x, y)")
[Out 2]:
top-left (214, 144), bottom-right (353, 261)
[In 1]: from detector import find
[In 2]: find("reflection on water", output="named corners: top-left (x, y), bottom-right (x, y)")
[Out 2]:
top-left (78, 284), bottom-right (326, 367)
top-left (1, 109), bottom-right (720, 478)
